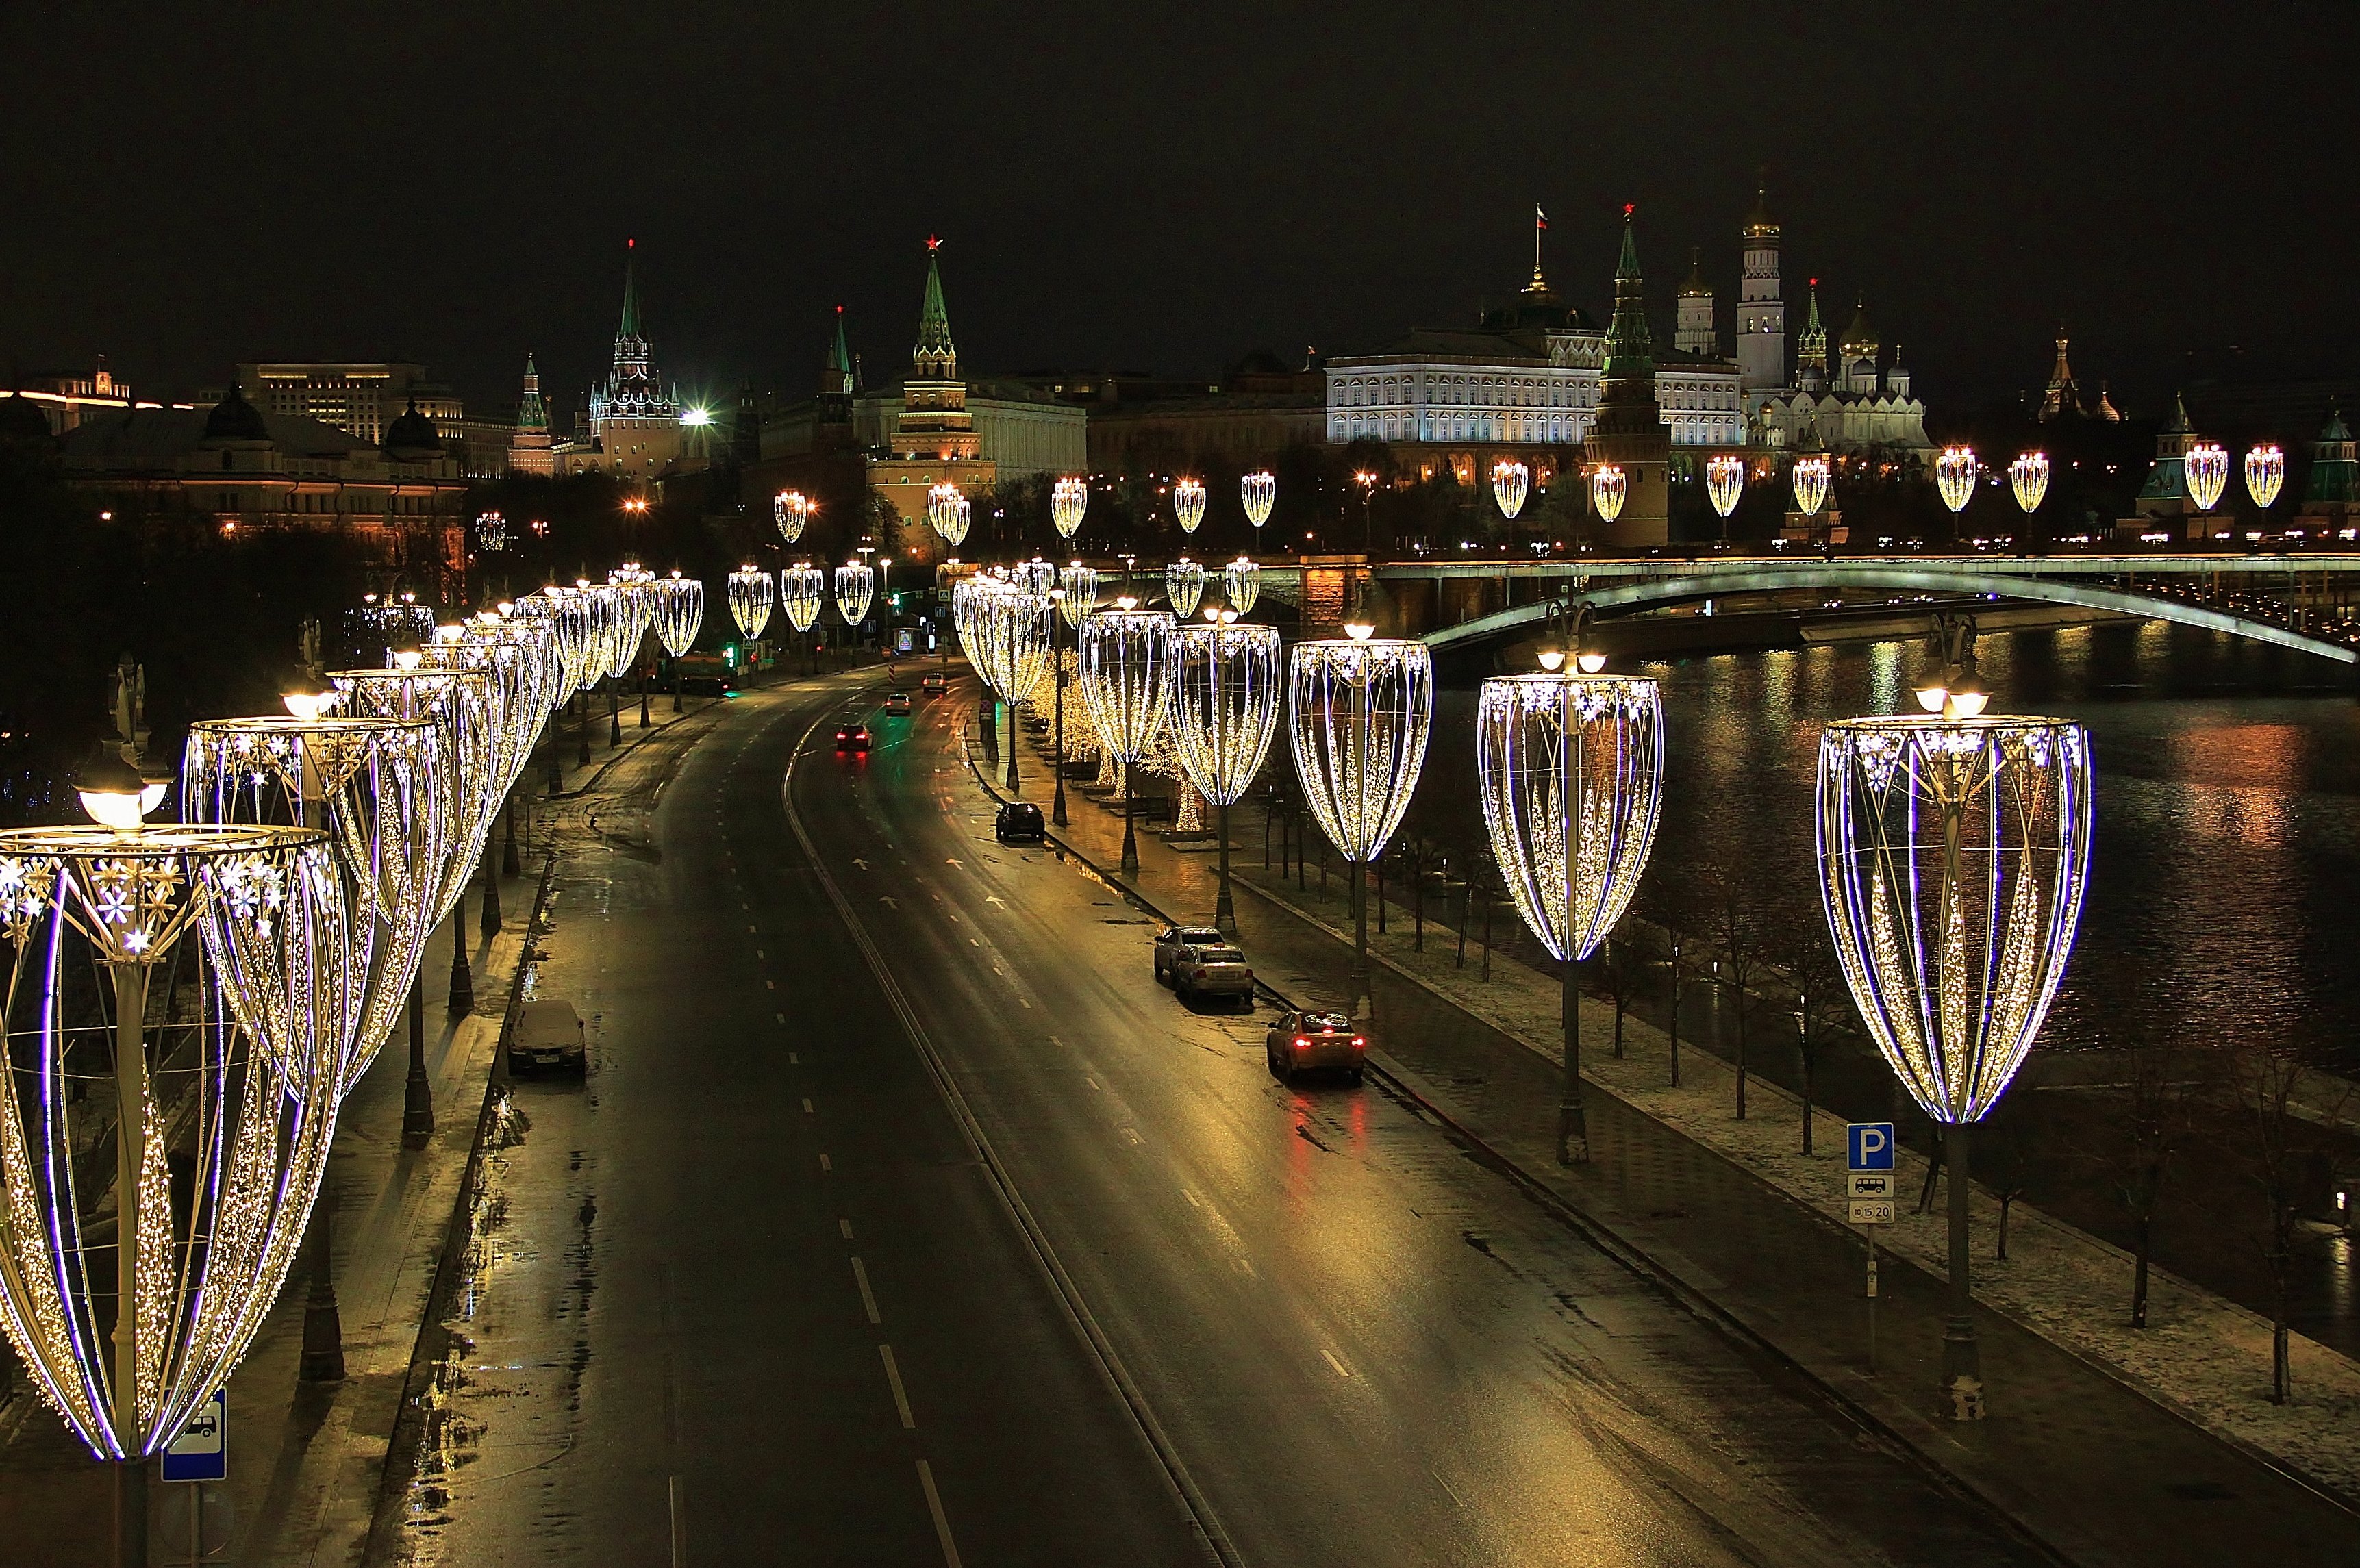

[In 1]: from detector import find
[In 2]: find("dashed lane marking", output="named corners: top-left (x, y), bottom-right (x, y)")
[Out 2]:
top-left (819, 1153), bottom-right (832, 1172)
top-left (879, 1345), bottom-right (917, 1428)
top-left (851, 1258), bottom-right (882, 1324)
top-left (839, 1218), bottom-right (853, 1239)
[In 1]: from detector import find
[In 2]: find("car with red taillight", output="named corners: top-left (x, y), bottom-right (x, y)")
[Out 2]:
top-left (1265, 1009), bottom-right (1365, 1085)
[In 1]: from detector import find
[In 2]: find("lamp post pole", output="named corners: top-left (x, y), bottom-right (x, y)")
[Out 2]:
top-left (1052, 600), bottom-right (1069, 826)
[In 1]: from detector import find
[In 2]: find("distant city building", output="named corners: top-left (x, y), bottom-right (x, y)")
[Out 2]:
top-left (510, 355), bottom-right (554, 477)
top-left (228, 363), bottom-right (462, 447)
top-left (2124, 392), bottom-right (2205, 536)
top-left (1750, 281), bottom-right (1932, 453)
top-left (2303, 401), bottom-right (2357, 529)
top-left (2037, 332), bottom-right (2120, 422)
top-left (58, 383), bottom-right (468, 585)
top-left (1735, 185), bottom-right (1785, 405)
top-left (1586, 212), bottom-right (1674, 546)
top-left (4, 357), bottom-right (142, 434)
top-left (556, 242), bottom-right (685, 479)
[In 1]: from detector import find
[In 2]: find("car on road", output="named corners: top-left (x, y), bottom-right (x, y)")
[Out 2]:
top-left (883, 690), bottom-right (912, 716)
top-left (1153, 925), bottom-right (1226, 983)
top-left (995, 800), bottom-right (1046, 844)
top-left (1265, 1009), bottom-right (1366, 1085)
top-left (1172, 943), bottom-right (1254, 1009)
top-left (920, 672), bottom-right (949, 697)
top-left (835, 722), bottom-right (871, 753)
top-left (510, 998), bottom-right (587, 1075)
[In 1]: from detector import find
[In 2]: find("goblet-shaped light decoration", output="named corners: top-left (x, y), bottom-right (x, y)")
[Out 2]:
top-left (1078, 605), bottom-right (1177, 874)
top-left (781, 564), bottom-right (826, 635)
top-left (1936, 446), bottom-right (1979, 515)
top-left (2009, 452), bottom-right (2050, 515)
top-left (1166, 558), bottom-right (1207, 619)
top-left (1174, 477), bottom-right (1207, 535)
top-left (928, 482), bottom-right (972, 548)
top-left (1223, 555), bottom-right (1261, 617)
top-left (0, 790), bottom-right (353, 1476)
top-left (985, 590), bottom-right (1055, 792)
top-left (1052, 476), bottom-right (1089, 540)
top-left (727, 564), bottom-right (775, 640)
top-left (836, 561), bottom-right (875, 627)
top-left (1818, 712), bottom-right (2093, 1418)
top-left (1792, 455), bottom-right (1831, 517)
top-left (1706, 454), bottom-right (1745, 522)
top-left (1591, 465), bottom-right (1627, 527)
top-left (583, 579), bottom-right (627, 681)
top-left (2185, 442), bottom-right (2230, 513)
top-left (2246, 443), bottom-right (2286, 509)
top-left (1492, 459), bottom-right (1530, 521)
top-left (1241, 469), bottom-right (1276, 529)
top-left (1014, 557), bottom-right (1057, 596)
top-left (184, 714), bottom-right (452, 1095)
top-left (1478, 670), bottom-right (1664, 1162)
top-left (1172, 620), bottom-right (1282, 933)
top-left (1057, 562), bottom-right (1099, 629)
top-left (334, 668), bottom-right (499, 923)
top-left (655, 571), bottom-right (704, 658)
top-left (1289, 627), bottom-right (1433, 1014)
top-left (775, 489), bottom-right (811, 544)
top-left (546, 585), bottom-right (602, 694)
top-left (423, 627), bottom-right (536, 800)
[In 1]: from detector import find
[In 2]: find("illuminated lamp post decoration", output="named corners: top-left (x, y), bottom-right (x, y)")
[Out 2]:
top-left (1175, 476), bottom-right (1207, 535)
top-left (1165, 558), bottom-right (1207, 619)
top-left (1817, 707), bottom-right (2092, 1421)
top-left (727, 564), bottom-right (775, 643)
top-left (1241, 470), bottom-right (1276, 531)
top-left (1705, 455), bottom-right (1744, 530)
top-left (928, 482), bottom-right (972, 550)
top-left (835, 560), bottom-right (876, 631)
top-left (1050, 564), bottom-right (1099, 826)
top-left (1590, 464), bottom-right (1627, 529)
top-left (1288, 622), bottom-right (1433, 1018)
top-left (984, 590), bottom-right (1053, 794)
top-left (654, 571), bottom-right (704, 711)
top-left (1014, 557), bottom-right (1057, 596)
top-left (1936, 445), bottom-right (1979, 516)
top-left (775, 489), bottom-right (812, 544)
top-left (1077, 601), bottom-right (1177, 876)
top-left (473, 510), bottom-right (508, 553)
top-left (1172, 618), bottom-right (1282, 935)
top-left (1491, 458), bottom-right (1530, 522)
top-left (0, 757), bottom-right (353, 1564)
top-left (1222, 555), bottom-right (1261, 618)
top-left (2009, 452), bottom-right (2050, 516)
top-left (2185, 441), bottom-right (2230, 514)
top-left (1792, 454), bottom-right (1832, 517)
top-left (1052, 475), bottom-right (1089, 541)
top-left (1477, 652), bottom-right (1664, 1164)
top-left (2245, 443), bottom-right (2286, 510)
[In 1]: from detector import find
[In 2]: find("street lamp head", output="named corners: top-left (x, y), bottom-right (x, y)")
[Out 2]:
top-left (1537, 649), bottom-right (1566, 672)
top-left (1576, 651), bottom-right (1608, 674)
top-left (1344, 620), bottom-right (1376, 642)
top-left (1913, 681), bottom-right (1950, 713)
top-left (74, 747), bottom-right (162, 834)
top-left (1116, 594), bottom-right (1140, 611)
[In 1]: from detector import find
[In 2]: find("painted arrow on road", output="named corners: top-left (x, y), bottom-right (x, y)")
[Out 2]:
top-left (879, 896), bottom-right (899, 908)
top-left (983, 896), bottom-right (1007, 907)
top-left (851, 857), bottom-right (868, 870)
top-left (945, 857), bottom-right (964, 868)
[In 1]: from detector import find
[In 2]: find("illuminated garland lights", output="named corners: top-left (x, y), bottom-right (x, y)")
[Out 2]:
top-left (1164, 559), bottom-right (1206, 620)
top-left (654, 571), bottom-right (705, 659)
top-left (775, 490), bottom-right (812, 544)
top-left (1174, 477), bottom-right (1207, 535)
top-left (2185, 442), bottom-right (2230, 513)
top-left (928, 483), bottom-right (972, 548)
top-left (1792, 455), bottom-right (1831, 517)
top-left (1816, 716), bottom-right (2094, 1125)
top-left (1476, 674), bottom-right (1664, 963)
top-left (1077, 606), bottom-right (1178, 767)
top-left (1172, 622), bottom-right (1282, 808)
top-left (1051, 477), bottom-right (1089, 540)
top-left (1240, 470), bottom-right (1276, 529)
top-left (2009, 452), bottom-right (2050, 514)
top-left (330, 668), bottom-right (498, 927)
top-left (835, 561), bottom-right (875, 627)
top-left (727, 565), bottom-right (775, 641)
top-left (781, 564), bottom-right (825, 634)
top-left (1936, 446), bottom-right (1979, 514)
top-left (1706, 455), bottom-right (1745, 520)
top-left (1287, 631), bottom-right (1433, 866)
top-left (1222, 556), bottom-right (1260, 618)
top-left (1491, 459), bottom-right (1530, 521)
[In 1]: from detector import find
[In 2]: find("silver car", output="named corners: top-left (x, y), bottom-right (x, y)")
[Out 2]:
top-left (1153, 925), bottom-right (1225, 983)
top-left (1265, 1009), bottom-right (1366, 1086)
top-left (1172, 943), bottom-right (1254, 1009)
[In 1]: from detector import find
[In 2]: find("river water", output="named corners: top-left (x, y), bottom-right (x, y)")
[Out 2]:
top-left (1429, 619), bottom-right (2360, 1073)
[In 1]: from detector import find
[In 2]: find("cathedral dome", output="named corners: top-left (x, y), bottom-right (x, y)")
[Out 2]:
top-left (1839, 296), bottom-right (1879, 359)
top-left (384, 398), bottom-right (442, 457)
top-left (202, 385), bottom-right (270, 444)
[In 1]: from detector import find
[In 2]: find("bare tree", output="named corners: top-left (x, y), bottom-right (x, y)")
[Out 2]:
top-left (1705, 867), bottom-right (1771, 1120)
top-left (1595, 927), bottom-right (1655, 1061)
top-left (1769, 921), bottom-right (1853, 1156)
top-left (2071, 1043), bottom-right (2204, 1328)
top-left (2220, 1043), bottom-right (2348, 1403)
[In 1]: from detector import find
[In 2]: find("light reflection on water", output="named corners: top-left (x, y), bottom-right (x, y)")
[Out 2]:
top-left (1427, 620), bottom-right (2360, 1068)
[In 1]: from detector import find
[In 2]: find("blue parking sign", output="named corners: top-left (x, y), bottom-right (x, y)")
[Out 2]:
top-left (1848, 1123), bottom-right (1895, 1173)
top-left (162, 1390), bottom-right (226, 1483)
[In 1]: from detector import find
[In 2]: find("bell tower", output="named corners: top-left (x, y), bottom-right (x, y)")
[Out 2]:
top-left (1736, 181), bottom-right (1785, 403)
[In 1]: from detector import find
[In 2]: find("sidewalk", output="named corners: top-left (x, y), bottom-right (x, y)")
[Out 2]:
top-left (0, 698), bottom-right (720, 1568)
top-left (985, 704), bottom-right (2360, 1567)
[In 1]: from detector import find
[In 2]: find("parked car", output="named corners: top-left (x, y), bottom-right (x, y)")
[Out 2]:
top-left (995, 800), bottom-right (1046, 844)
top-left (510, 998), bottom-right (587, 1075)
top-left (883, 690), bottom-right (913, 716)
top-left (1153, 924), bottom-right (1226, 983)
top-left (1172, 943), bottom-right (1254, 1009)
top-left (920, 672), bottom-right (949, 697)
top-left (835, 722), bottom-right (871, 752)
top-left (1264, 1009), bottom-right (1366, 1085)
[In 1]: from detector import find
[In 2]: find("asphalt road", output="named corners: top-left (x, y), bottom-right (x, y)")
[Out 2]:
top-left (382, 666), bottom-right (2053, 1568)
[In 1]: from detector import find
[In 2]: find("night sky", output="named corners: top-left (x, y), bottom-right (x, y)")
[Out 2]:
top-left (5, 3), bottom-right (2352, 427)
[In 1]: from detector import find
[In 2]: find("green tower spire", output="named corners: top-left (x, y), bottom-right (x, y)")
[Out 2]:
top-left (914, 236), bottom-right (955, 370)
top-left (827, 305), bottom-right (855, 394)
top-left (1600, 205), bottom-right (1656, 401)
top-left (618, 240), bottom-right (641, 338)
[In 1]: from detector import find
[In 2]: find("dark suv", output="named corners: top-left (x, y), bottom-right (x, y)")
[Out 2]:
top-left (995, 801), bottom-right (1046, 844)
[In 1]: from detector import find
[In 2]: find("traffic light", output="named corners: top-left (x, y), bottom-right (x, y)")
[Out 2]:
top-left (723, 644), bottom-right (738, 668)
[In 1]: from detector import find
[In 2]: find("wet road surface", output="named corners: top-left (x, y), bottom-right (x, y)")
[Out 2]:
top-left (383, 669), bottom-right (2053, 1567)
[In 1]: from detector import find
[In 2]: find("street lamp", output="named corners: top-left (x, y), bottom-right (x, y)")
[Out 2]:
top-left (1352, 470), bottom-right (1377, 553)
top-left (1166, 557), bottom-right (1206, 619)
top-left (1222, 555), bottom-right (1261, 617)
top-left (1052, 475), bottom-right (1089, 541)
top-left (775, 489), bottom-right (812, 544)
top-left (2186, 441), bottom-right (2230, 514)
top-left (781, 563), bottom-right (825, 673)
top-left (654, 570), bottom-right (704, 711)
top-left (1792, 454), bottom-right (1832, 518)
top-left (1242, 470), bottom-right (1276, 531)
top-left (0, 760), bottom-right (353, 1566)
top-left (1477, 655), bottom-right (1664, 1164)
top-left (928, 483), bottom-right (972, 550)
top-left (1936, 445), bottom-right (1979, 516)
top-left (1051, 564), bottom-right (1099, 826)
top-left (1175, 476), bottom-right (1207, 535)
top-left (1818, 709), bottom-right (2092, 1421)
top-left (1705, 455), bottom-right (1744, 533)
top-left (727, 564), bottom-right (775, 642)
top-left (1491, 459), bottom-right (1530, 524)
top-left (982, 587), bottom-right (1052, 793)
top-left (1172, 619), bottom-right (1281, 935)
top-left (1590, 464), bottom-right (1627, 529)
top-left (1077, 601), bottom-right (1177, 876)
top-left (2009, 452), bottom-right (2050, 516)
top-left (1288, 622), bottom-right (1433, 1017)
top-left (2246, 444), bottom-right (2286, 510)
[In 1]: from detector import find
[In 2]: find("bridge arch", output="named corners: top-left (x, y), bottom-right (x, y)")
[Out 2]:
top-left (1420, 565), bottom-right (2357, 665)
